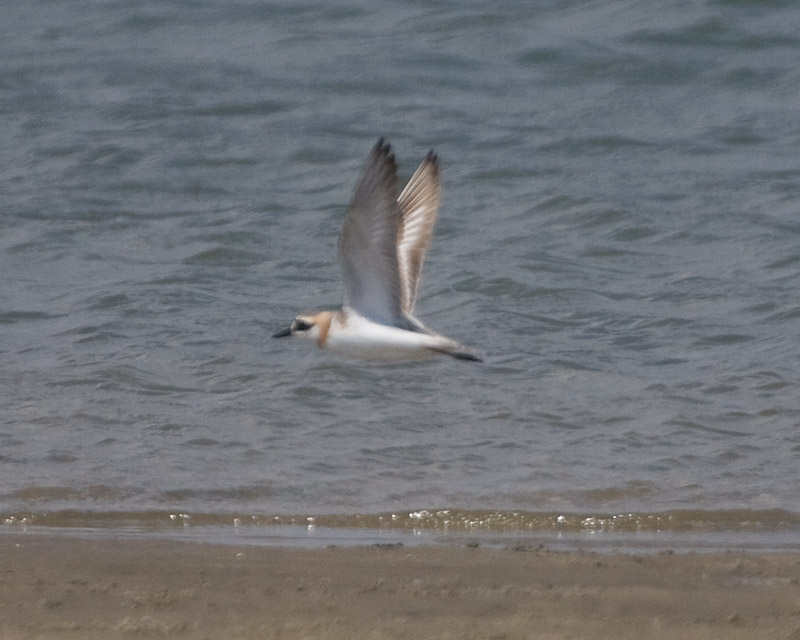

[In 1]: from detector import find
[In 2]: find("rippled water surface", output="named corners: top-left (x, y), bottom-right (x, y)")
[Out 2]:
top-left (2, 0), bottom-right (800, 546)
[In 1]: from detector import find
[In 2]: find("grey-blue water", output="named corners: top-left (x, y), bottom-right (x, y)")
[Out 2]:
top-left (2, 0), bottom-right (800, 546)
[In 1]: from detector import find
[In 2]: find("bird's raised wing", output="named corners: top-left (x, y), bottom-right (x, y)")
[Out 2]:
top-left (337, 139), bottom-right (404, 325)
top-left (396, 150), bottom-right (441, 313)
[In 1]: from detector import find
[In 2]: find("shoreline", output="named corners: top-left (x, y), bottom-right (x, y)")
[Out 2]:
top-left (4, 523), bottom-right (800, 556)
top-left (4, 515), bottom-right (800, 556)
top-left (2, 533), bottom-right (800, 639)
top-left (3, 505), bottom-right (800, 554)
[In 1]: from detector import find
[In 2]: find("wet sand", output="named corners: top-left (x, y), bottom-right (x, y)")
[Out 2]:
top-left (1, 533), bottom-right (799, 639)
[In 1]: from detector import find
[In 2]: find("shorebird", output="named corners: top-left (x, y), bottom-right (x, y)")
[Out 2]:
top-left (273, 139), bottom-right (481, 362)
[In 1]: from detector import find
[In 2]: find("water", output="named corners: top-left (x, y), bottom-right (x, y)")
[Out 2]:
top-left (2, 0), bottom-right (800, 549)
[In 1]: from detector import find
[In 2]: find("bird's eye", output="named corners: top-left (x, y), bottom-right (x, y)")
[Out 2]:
top-left (294, 319), bottom-right (312, 331)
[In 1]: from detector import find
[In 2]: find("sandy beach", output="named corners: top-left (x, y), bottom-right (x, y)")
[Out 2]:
top-left (1, 534), bottom-right (799, 639)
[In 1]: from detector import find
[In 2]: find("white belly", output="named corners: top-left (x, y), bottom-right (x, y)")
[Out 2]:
top-left (324, 318), bottom-right (443, 362)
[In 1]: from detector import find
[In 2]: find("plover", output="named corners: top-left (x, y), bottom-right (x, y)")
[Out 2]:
top-left (273, 139), bottom-right (481, 362)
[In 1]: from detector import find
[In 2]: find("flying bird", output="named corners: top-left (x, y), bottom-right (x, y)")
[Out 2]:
top-left (273, 139), bottom-right (481, 362)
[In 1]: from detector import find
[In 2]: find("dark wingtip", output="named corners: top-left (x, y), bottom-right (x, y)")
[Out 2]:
top-left (426, 148), bottom-right (439, 174)
top-left (370, 137), bottom-right (397, 179)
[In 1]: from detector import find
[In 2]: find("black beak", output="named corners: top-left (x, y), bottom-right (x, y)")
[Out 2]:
top-left (272, 326), bottom-right (292, 338)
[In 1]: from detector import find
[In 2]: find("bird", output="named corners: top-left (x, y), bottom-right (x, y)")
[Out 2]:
top-left (273, 138), bottom-right (481, 363)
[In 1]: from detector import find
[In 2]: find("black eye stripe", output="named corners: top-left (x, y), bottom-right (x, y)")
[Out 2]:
top-left (294, 319), bottom-right (312, 331)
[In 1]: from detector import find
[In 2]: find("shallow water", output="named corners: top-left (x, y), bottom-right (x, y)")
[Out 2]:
top-left (2, 0), bottom-right (800, 548)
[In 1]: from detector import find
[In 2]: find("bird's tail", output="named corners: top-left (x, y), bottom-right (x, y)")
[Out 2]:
top-left (432, 343), bottom-right (483, 362)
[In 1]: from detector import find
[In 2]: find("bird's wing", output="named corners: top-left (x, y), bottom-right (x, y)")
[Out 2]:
top-left (337, 139), bottom-right (404, 325)
top-left (396, 150), bottom-right (441, 313)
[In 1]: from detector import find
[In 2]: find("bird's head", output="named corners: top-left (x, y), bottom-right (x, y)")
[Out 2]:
top-left (272, 314), bottom-right (321, 343)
